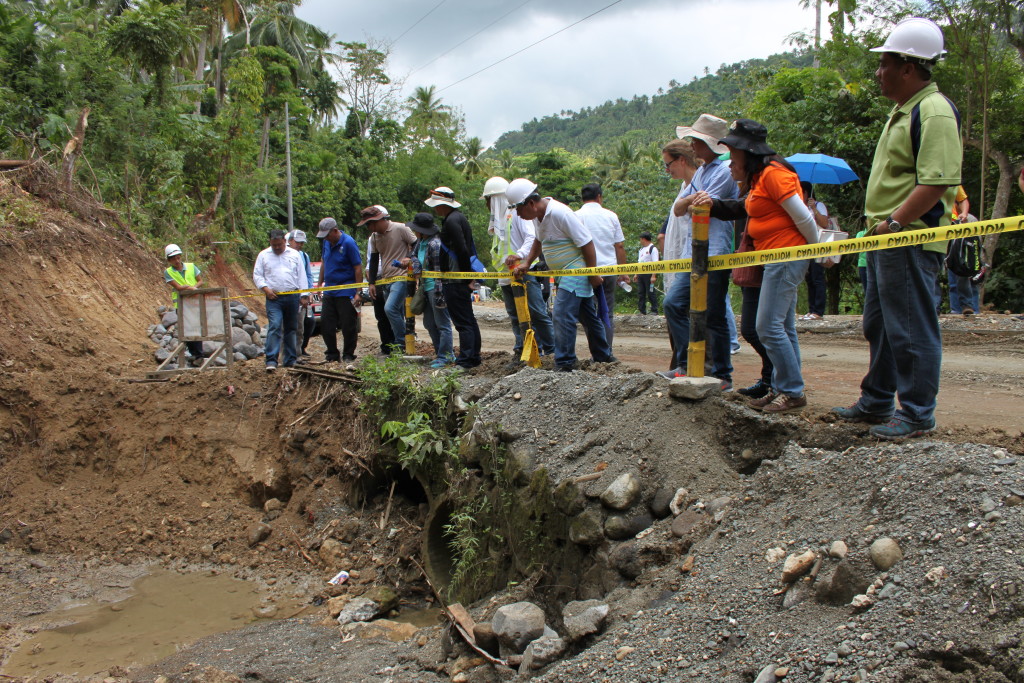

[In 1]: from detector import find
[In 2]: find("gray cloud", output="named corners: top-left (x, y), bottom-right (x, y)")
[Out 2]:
top-left (299, 0), bottom-right (818, 145)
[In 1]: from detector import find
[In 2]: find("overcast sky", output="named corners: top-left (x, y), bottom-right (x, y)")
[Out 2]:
top-left (297, 0), bottom-right (822, 146)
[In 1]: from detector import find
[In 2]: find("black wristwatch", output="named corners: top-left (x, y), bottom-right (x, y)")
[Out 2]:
top-left (886, 216), bottom-right (903, 233)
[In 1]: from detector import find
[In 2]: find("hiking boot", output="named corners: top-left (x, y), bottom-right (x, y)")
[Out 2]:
top-left (962, 307), bottom-right (974, 316)
top-left (831, 403), bottom-right (890, 424)
top-left (656, 367), bottom-right (685, 380)
top-left (870, 417), bottom-right (936, 440)
top-left (738, 379), bottom-right (772, 399)
top-left (747, 390), bottom-right (778, 409)
top-left (762, 393), bottom-right (807, 413)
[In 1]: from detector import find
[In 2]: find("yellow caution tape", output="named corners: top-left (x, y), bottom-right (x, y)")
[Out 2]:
top-left (222, 216), bottom-right (1020, 299)
top-left (420, 215), bottom-right (1021, 280)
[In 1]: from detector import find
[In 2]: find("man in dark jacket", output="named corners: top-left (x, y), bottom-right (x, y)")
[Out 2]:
top-left (426, 186), bottom-right (481, 369)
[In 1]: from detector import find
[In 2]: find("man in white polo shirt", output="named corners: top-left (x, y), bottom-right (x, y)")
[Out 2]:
top-left (252, 229), bottom-right (308, 370)
top-left (575, 183), bottom-right (627, 351)
top-left (505, 178), bottom-right (615, 372)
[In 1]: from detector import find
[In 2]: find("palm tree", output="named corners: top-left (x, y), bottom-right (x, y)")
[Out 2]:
top-left (404, 85), bottom-right (452, 144)
top-left (459, 136), bottom-right (486, 177)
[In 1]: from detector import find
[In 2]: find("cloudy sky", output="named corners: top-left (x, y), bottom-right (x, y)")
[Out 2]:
top-left (298, 0), bottom-right (822, 146)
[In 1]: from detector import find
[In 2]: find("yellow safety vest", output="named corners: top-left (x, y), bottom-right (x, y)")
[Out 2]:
top-left (166, 263), bottom-right (197, 303)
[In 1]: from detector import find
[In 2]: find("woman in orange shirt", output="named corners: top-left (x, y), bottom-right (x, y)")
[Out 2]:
top-left (696, 119), bottom-right (818, 413)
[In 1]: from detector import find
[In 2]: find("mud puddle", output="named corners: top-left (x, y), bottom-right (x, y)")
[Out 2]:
top-left (1, 569), bottom-right (283, 678)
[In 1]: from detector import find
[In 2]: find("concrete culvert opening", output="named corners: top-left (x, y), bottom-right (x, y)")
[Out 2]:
top-left (422, 498), bottom-right (456, 594)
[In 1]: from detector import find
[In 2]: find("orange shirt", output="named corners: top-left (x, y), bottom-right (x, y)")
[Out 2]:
top-left (745, 162), bottom-right (806, 251)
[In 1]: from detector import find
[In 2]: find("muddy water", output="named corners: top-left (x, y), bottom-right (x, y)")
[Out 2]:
top-left (2, 569), bottom-right (269, 678)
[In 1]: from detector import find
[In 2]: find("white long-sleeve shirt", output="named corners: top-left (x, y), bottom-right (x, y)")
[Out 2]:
top-left (252, 246), bottom-right (308, 293)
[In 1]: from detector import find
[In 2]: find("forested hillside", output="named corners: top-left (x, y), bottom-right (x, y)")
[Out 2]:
top-left (492, 52), bottom-right (814, 155)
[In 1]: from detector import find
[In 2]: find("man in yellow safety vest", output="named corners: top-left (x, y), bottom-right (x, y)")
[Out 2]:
top-left (163, 243), bottom-right (206, 365)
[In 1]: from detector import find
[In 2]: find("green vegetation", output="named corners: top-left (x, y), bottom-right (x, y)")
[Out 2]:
top-left (1, 0), bottom-right (1022, 310)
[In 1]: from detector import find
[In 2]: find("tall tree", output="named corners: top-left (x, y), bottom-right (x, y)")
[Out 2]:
top-left (104, 0), bottom-right (195, 106)
top-left (334, 40), bottom-right (400, 137)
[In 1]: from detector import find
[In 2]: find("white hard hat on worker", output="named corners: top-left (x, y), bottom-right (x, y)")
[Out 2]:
top-left (871, 17), bottom-right (946, 65)
top-left (165, 244), bottom-right (182, 259)
top-left (504, 178), bottom-right (538, 207)
top-left (480, 176), bottom-right (509, 199)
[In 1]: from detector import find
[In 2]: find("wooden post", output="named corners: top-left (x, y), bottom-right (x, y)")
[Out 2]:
top-left (687, 204), bottom-right (710, 377)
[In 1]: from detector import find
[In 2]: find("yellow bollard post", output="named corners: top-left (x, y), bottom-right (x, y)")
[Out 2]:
top-left (404, 267), bottom-right (416, 355)
top-left (687, 204), bottom-right (710, 377)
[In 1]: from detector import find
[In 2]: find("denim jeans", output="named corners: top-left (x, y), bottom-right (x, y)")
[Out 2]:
top-left (372, 283), bottom-right (396, 352)
top-left (857, 247), bottom-right (943, 424)
top-left (805, 261), bottom-right (827, 316)
top-left (756, 260), bottom-right (808, 396)
top-left (663, 270), bottom-right (732, 380)
top-left (725, 291), bottom-right (740, 352)
top-left (444, 281), bottom-right (481, 367)
top-left (265, 293), bottom-right (300, 367)
top-left (382, 281), bottom-right (407, 348)
top-left (947, 269), bottom-right (979, 313)
top-left (501, 276), bottom-right (555, 355)
top-left (421, 287), bottom-right (454, 360)
top-left (552, 287), bottom-right (613, 369)
top-left (589, 275), bottom-right (617, 351)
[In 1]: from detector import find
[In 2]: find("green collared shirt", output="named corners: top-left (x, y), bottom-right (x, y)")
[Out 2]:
top-left (865, 82), bottom-right (962, 253)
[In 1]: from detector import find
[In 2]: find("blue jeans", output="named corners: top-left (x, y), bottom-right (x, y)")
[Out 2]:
top-left (265, 293), bottom-right (300, 367)
top-left (756, 260), bottom-right (808, 396)
top-left (552, 287), bottom-right (613, 369)
top-left (857, 247), bottom-right (943, 424)
top-left (725, 291), bottom-right (740, 352)
top-left (421, 287), bottom-right (454, 360)
top-left (663, 270), bottom-right (732, 380)
top-left (501, 276), bottom-right (555, 355)
top-left (382, 281), bottom-right (407, 348)
top-left (947, 269), bottom-right (979, 313)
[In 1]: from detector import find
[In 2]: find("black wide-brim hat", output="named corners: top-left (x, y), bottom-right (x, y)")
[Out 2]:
top-left (407, 212), bottom-right (439, 236)
top-left (719, 118), bottom-right (776, 156)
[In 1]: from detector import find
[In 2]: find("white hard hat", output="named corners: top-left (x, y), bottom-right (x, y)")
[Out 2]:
top-left (165, 243), bottom-right (182, 259)
top-left (480, 176), bottom-right (509, 199)
top-left (871, 17), bottom-right (946, 62)
top-left (505, 178), bottom-right (539, 206)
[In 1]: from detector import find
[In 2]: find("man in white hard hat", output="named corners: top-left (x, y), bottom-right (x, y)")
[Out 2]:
top-left (485, 176), bottom-right (555, 363)
top-left (163, 243), bottom-right (206, 366)
top-left (505, 178), bottom-right (615, 372)
top-left (426, 187), bottom-right (482, 369)
top-left (832, 17), bottom-right (961, 440)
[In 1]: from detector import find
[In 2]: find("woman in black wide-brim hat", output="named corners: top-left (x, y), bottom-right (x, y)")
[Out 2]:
top-left (692, 119), bottom-right (820, 414)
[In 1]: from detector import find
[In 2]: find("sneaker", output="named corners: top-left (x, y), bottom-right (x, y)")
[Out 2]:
top-left (731, 347), bottom-right (740, 355)
top-left (762, 393), bottom-right (807, 413)
top-left (831, 403), bottom-right (890, 424)
top-left (656, 367), bottom-right (685, 380)
top-left (962, 307), bottom-right (974, 316)
top-left (870, 416), bottom-right (936, 440)
top-left (748, 390), bottom-right (779, 409)
top-left (301, 351), bottom-right (311, 357)
top-left (720, 379), bottom-right (733, 392)
top-left (800, 313), bottom-right (823, 321)
top-left (738, 380), bottom-right (772, 399)
top-left (265, 363), bottom-right (277, 372)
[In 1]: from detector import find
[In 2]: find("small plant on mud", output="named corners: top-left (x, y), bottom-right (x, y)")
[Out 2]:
top-left (380, 412), bottom-right (450, 476)
top-left (443, 497), bottom-right (498, 600)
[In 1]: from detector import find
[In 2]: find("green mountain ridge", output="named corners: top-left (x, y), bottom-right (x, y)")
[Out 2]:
top-left (492, 51), bottom-right (814, 155)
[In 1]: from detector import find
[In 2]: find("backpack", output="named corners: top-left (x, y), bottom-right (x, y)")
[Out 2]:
top-left (945, 235), bottom-right (984, 278)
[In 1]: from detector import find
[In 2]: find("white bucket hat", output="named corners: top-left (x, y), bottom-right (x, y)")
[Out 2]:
top-left (424, 187), bottom-right (462, 209)
top-left (675, 114), bottom-right (730, 155)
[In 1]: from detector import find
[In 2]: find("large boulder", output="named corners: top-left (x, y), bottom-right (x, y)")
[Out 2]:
top-left (491, 601), bottom-right (546, 655)
top-left (231, 327), bottom-right (251, 348)
top-left (520, 634), bottom-right (566, 671)
top-left (569, 509), bottom-right (604, 546)
top-left (161, 311), bottom-right (178, 328)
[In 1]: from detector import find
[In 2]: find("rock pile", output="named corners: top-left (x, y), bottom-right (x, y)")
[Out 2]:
top-left (146, 301), bottom-right (265, 365)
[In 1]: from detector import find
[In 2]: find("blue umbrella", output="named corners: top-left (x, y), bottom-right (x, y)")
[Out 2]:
top-left (785, 153), bottom-right (859, 185)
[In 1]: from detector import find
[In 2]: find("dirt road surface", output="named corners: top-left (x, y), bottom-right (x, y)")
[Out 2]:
top-left (475, 308), bottom-right (1024, 436)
